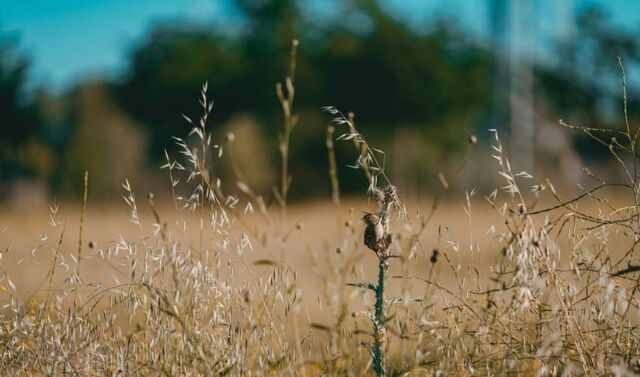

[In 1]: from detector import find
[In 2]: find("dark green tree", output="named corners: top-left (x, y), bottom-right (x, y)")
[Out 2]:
top-left (0, 37), bottom-right (41, 181)
top-left (536, 5), bottom-right (640, 161)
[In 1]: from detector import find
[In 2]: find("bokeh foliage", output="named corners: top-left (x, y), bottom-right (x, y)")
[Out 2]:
top-left (1, 1), bottom-right (640, 200)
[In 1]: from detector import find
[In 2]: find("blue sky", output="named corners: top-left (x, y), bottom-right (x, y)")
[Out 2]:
top-left (2, 0), bottom-right (640, 91)
top-left (0, 0), bottom-right (233, 90)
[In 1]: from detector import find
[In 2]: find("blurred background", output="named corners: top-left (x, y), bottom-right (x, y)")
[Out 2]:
top-left (2, 0), bottom-right (640, 206)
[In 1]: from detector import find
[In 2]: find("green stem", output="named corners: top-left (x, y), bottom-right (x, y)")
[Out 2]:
top-left (373, 259), bottom-right (387, 376)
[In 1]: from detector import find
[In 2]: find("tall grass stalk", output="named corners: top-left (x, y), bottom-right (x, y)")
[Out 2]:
top-left (275, 39), bottom-right (300, 223)
top-left (76, 170), bottom-right (88, 280)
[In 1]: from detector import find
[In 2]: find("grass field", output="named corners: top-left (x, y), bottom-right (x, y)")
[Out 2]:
top-left (0, 197), bottom-right (500, 306)
top-left (3, 50), bottom-right (640, 375)
top-left (2, 180), bottom-right (640, 375)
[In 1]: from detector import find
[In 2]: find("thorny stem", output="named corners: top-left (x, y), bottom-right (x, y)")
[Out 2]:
top-left (372, 258), bottom-right (387, 376)
top-left (362, 186), bottom-right (398, 376)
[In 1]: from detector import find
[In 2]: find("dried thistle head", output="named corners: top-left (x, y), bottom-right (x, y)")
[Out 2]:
top-left (382, 185), bottom-right (399, 209)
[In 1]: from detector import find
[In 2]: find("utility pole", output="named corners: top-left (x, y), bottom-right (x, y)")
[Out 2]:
top-left (489, 0), bottom-right (510, 139)
top-left (509, 0), bottom-right (535, 172)
top-left (489, 0), bottom-right (536, 172)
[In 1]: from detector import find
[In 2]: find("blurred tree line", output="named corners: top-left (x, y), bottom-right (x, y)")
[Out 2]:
top-left (1, 1), bottom-right (639, 203)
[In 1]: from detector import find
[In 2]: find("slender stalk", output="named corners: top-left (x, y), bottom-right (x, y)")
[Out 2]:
top-left (276, 39), bottom-right (300, 223)
top-left (326, 125), bottom-right (340, 206)
top-left (327, 124), bottom-right (343, 236)
top-left (76, 171), bottom-right (88, 279)
top-left (43, 221), bottom-right (67, 310)
top-left (617, 57), bottom-right (640, 233)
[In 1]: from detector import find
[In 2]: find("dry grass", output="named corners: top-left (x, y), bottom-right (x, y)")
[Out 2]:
top-left (2, 45), bottom-right (640, 376)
